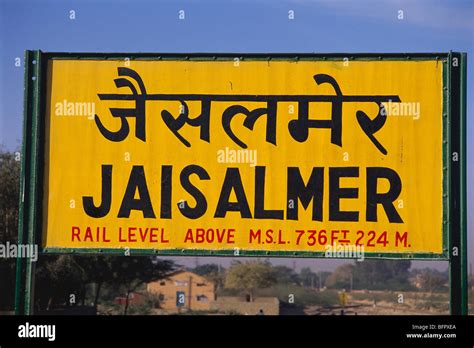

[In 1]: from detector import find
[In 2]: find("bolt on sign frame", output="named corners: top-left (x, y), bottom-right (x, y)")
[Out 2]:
top-left (15, 51), bottom-right (467, 314)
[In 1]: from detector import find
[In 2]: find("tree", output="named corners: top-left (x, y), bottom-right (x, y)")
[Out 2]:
top-left (109, 256), bottom-right (175, 315)
top-left (418, 268), bottom-right (448, 293)
top-left (225, 261), bottom-right (276, 302)
top-left (193, 264), bottom-right (219, 276)
top-left (74, 255), bottom-right (117, 309)
top-left (35, 255), bottom-right (87, 310)
top-left (325, 264), bottom-right (354, 289)
top-left (300, 267), bottom-right (326, 289)
top-left (35, 255), bottom-right (176, 314)
top-left (0, 146), bottom-right (20, 243)
top-left (0, 146), bottom-right (21, 310)
top-left (353, 260), bottom-right (412, 290)
top-left (273, 265), bottom-right (300, 285)
top-left (192, 263), bottom-right (225, 293)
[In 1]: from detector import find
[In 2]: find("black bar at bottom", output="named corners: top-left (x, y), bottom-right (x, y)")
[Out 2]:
top-left (0, 315), bottom-right (473, 345)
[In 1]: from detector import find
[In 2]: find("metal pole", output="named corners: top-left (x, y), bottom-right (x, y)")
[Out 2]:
top-left (448, 52), bottom-right (468, 315)
top-left (459, 52), bottom-right (468, 315)
top-left (14, 50), bottom-right (41, 315)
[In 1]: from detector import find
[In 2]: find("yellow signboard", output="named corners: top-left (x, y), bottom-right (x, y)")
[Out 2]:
top-left (42, 57), bottom-right (445, 256)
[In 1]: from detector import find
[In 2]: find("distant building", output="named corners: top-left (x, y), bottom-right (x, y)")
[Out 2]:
top-left (147, 270), bottom-right (215, 311)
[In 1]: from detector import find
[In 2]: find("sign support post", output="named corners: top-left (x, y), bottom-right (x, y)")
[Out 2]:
top-left (448, 52), bottom-right (468, 315)
top-left (14, 50), bottom-right (42, 315)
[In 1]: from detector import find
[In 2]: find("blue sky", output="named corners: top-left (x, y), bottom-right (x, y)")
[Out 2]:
top-left (0, 0), bottom-right (472, 271)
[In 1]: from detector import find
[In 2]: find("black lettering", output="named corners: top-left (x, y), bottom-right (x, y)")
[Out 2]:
top-left (329, 167), bottom-right (359, 221)
top-left (254, 166), bottom-right (284, 219)
top-left (366, 167), bottom-right (403, 223)
top-left (215, 168), bottom-right (252, 218)
top-left (83, 165), bottom-right (112, 218)
top-left (287, 167), bottom-right (324, 221)
top-left (180, 165), bottom-right (210, 219)
top-left (118, 166), bottom-right (156, 218)
top-left (160, 165), bottom-right (172, 219)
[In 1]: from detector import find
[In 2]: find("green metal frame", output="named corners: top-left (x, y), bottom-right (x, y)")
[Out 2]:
top-left (447, 52), bottom-right (468, 315)
top-left (15, 51), bottom-right (467, 314)
top-left (40, 247), bottom-right (447, 260)
top-left (15, 51), bottom-right (42, 315)
top-left (460, 53), bottom-right (468, 314)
